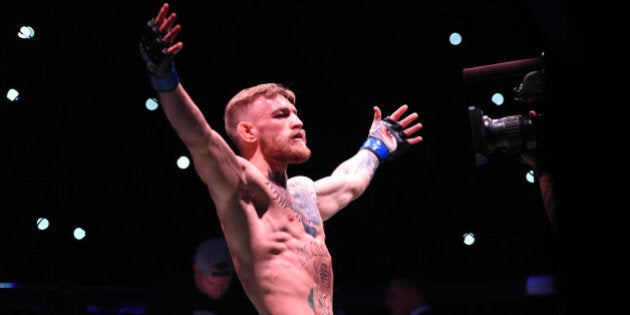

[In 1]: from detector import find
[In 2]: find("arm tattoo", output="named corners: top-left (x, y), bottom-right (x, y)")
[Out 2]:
top-left (362, 153), bottom-right (380, 181)
top-left (336, 152), bottom-right (380, 181)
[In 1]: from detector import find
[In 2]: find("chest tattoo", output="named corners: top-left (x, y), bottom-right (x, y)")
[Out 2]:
top-left (266, 178), bottom-right (322, 237)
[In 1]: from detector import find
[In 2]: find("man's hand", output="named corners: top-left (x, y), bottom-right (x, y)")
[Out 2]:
top-left (139, 3), bottom-right (184, 91)
top-left (361, 104), bottom-right (423, 162)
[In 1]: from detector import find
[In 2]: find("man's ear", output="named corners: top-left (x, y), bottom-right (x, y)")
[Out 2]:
top-left (237, 122), bottom-right (257, 144)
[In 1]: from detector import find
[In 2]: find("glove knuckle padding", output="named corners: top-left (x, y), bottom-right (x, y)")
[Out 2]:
top-left (139, 19), bottom-right (174, 77)
top-left (381, 117), bottom-right (410, 160)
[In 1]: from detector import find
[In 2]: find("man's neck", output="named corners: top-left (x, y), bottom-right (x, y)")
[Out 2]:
top-left (248, 151), bottom-right (288, 186)
top-left (267, 170), bottom-right (287, 187)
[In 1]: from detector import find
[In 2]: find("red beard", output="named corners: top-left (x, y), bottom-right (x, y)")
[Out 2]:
top-left (261, 136), bottom-right (311, 164)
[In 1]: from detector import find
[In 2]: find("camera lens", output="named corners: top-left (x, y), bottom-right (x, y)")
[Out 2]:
top-left (468, 106), bottom-right (540, 165)
top-left (484, 114), bottom-right (536, 153)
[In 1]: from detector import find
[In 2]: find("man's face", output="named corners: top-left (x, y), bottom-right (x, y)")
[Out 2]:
top-left (254, 95), bottom-right (311, 164)
top-left (195, 269), bottom-right (233, 300)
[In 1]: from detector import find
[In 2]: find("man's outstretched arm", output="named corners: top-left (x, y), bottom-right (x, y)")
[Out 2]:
top-left (139, 3), bottom-right (243, 204)
top-left (314, 104), bottom-right (423, 220)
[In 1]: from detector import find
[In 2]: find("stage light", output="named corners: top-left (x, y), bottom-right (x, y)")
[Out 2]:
top-left (145, 97), bottom-right (158, 111)
top-left (462, 232), bottom-right (476, 245)
top-left (17, 25), bottom-right (35, 39)
top-left (177, 156), bottom-right (190, 169)
top-left (36, 217), bottom-right (50, 230)
top-left (449, 32), bottom-right (462, 46)
top-left (73, 227), bottom-right (86, 240)
top-left (6, 88), bottom-right (19, 102)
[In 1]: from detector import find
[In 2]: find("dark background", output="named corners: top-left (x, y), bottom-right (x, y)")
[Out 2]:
top-left (1, 0), bottom-right (592, 314)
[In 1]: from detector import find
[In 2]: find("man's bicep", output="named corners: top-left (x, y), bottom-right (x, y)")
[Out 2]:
top-left (190, 136), bottom-right (244, 201)
top-left (314, 175), bottom-right (358, 220)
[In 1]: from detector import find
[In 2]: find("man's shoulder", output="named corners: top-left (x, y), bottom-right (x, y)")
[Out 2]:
top-left (288, 175), bottom-right (315, 185)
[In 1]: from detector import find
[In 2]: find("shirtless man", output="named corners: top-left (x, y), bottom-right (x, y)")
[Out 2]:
top-left (139, 3), bottom-right (423, 314)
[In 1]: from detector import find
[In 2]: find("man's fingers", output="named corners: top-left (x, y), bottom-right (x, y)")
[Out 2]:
top-left (398, 112), bottom-right (418, 128)
top-left (388, 104), bottom-right (409, 121)
top-left (155, 3), bottom-right (170, 24)
top-left (163, 24), bottom-right (181, 43)
top-left (158, 12), bottom-right (178, 33)
top-left (404, 122), bottom-right (423, 137)
top-left (406, 135), bottom-right (423, 145)
top-left (372, 106), bottom-right (382, 121)
top-left (166, 42), bottom-right (184, 55)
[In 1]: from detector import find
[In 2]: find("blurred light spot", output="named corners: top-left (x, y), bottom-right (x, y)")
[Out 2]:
top-left (526, 274), bottom-right (556, 295)
top-left (491, 92), bottom-right (504, 106)
top-left (73, 227), bottom-right (86, 240)
top-left (145, 98), bottom-right (159, 111)
top-left (526, 170), bottom-right (535, 183)
top-left (18, 26), bottom-right (35, 39)
top-left (36, 217), bottom-right (50, 230)
top-left (449, 32), bottom-right (462, 46)
top-left (177, 156), bottom-right (190, 169)
top-left (0, 282), bottom-right (17, 289)
top-left (6, 89), bottom-right (19, 102)
top-left (463, 232), bottom-right (475, 245)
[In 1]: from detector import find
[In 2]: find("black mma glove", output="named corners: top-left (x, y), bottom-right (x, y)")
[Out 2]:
top-left (361, 116), bottom-right (411, 163)
top-left (139, 18), bottom-right (179, 91)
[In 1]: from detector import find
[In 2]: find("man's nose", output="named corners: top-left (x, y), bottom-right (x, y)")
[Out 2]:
top-left (291, 114), bottom-right (303, 127)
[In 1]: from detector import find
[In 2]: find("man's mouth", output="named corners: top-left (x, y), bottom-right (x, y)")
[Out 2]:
top-left (292, 131), bottom-right (306, 141)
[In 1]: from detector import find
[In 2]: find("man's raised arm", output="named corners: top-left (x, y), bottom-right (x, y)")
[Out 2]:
top-left (138, 3), bottom-right (242, 203)
top-left (315, 104), bottom-right (423, 220)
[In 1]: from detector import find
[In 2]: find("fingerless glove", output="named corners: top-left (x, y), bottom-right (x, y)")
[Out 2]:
top-left (360, 117), bottom-right (410, 163)
top-left (139, 19), bottom-right (179, 91)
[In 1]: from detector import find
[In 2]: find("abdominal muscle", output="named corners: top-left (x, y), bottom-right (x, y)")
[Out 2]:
top-left (253, 234), bottom-right (333, 315)
top-left (220, 177), bottom-right (334, 315)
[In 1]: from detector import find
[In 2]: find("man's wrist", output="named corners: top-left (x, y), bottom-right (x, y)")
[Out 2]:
top-left (149, 65), bottom-right (179, 92)
top-left (360, 137), bottom-right (389, 163)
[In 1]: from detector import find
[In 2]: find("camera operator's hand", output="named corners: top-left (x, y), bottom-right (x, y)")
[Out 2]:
top-left (520, 110), bottom-right (546, 171)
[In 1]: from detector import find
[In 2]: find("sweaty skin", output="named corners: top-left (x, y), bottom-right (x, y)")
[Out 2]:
top-left (144, 4), bottom-right (423, 314)
top-left (159, 86), bottom-right (394, 315)
top-left (227, 170), bottom-right (336, 314)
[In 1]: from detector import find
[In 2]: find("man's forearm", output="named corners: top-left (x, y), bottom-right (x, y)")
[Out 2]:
top-left (159, 87), bottom-right (214, 149)
top-left (332, 149), bottom-right (380, 186)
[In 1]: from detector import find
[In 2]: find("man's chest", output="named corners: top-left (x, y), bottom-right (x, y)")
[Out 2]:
top-left (267, 179), bottom-right (323, 238)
